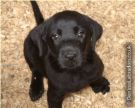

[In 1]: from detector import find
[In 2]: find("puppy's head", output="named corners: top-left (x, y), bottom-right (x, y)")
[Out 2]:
top-left (41, 11), bottom-right (103, 69)
top-left (50, 20), bottom-right (87, 69)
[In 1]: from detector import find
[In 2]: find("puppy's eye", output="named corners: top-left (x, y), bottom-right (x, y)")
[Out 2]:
top-left (77, 31), bottom-right (85, 38)
top-left (51, 33), bottom-right (60, 40)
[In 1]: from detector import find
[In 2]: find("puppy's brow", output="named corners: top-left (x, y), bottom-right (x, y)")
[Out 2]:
top-left (57, 29), bottom-right (62, 35)
top-left (73, 26), bottom-right (79, 34)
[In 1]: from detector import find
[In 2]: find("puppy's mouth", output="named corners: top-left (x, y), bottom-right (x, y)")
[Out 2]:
top-left (63, 60), bottom-right (78, 69)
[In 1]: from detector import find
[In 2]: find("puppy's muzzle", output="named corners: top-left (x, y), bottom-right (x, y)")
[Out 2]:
top-left (58, 45), bottom-right (82, 69)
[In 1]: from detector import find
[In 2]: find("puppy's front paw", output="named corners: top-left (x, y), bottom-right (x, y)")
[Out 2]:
top-left (29, 79), bottom-right (44, 101)
top-left (29, 87), bottom-right (44, 101)
top-left (91, 78), bottom-right (110, 94)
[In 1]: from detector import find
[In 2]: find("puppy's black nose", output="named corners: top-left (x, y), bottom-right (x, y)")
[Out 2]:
top-left (64, 52), bottom-right (77, 60)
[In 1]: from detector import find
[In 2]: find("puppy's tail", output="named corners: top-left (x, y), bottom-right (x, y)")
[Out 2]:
top-left (30, 1), bottom-right (44, 25)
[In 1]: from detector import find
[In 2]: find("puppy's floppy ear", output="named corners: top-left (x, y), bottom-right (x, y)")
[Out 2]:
top-left (29, 23), bottom-right (48, 57)
top-left (84, 15), bottom-right (103, 50)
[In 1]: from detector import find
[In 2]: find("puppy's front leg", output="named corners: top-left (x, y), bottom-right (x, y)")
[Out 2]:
top-left (90, 77), bottom-right (110, 94)
top-left (47, 84), bottom-right (65, 108)
top-left (29, 69), bottom-right (44, 101)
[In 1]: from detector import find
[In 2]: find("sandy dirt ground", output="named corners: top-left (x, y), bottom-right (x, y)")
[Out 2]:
top-left (1, 1), bottom-right (135, 108)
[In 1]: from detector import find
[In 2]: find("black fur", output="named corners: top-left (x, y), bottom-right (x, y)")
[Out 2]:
top-left (24, 1), bottom-right (110, 108)
top-left (30, 1), bottom-right (44, 25)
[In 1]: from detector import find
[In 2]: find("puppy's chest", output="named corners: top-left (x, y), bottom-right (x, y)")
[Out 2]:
top-left (46, 63), bottom-right (90, 91)
top-left (49, 71), bottom-right (89, 91)
top-left (45, 56), bottom-right (95, 91)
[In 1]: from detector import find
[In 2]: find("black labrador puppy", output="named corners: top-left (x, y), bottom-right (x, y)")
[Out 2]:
top-left (24, 1), bottom-right (110, 108)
